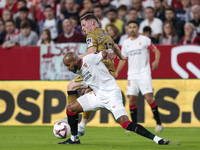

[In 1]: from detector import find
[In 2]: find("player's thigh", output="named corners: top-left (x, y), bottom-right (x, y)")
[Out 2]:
top-left (127, 79), bottom-right (140, 96)
top-left (137, 77), bottom-right (153, 96)
top-left (104, 96), bottom-right (128, 120)
top-left (77, 91), bottom-right (104, 112)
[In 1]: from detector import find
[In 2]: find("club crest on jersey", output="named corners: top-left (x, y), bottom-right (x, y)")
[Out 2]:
top-left (83, 63), bottom-right (88, 68)
top-left (87, 38), bottom-right (93, 47)
top-left (139, 42), bottom-right (142, 46)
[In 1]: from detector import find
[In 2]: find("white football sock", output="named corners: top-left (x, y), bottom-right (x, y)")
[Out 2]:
top-left (153, 136), bottom-right (162, 144)
top-left (70, 135), bottom-right (79, 142)
top-left (79, 122), bottom-right (86, 128)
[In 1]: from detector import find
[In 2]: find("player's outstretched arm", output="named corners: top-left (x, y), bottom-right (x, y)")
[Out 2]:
top-left (115, 60), bottom-right (127, 78)
top-left (152, 48), bottom-right (160, 70)
top-left (113, 44), bottom-right (127, 60)
top-left (79, 47), bottom-right (97, 58)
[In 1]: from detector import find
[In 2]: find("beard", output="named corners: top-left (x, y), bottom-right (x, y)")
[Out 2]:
top-left (74, 64), bottom-right (79, 73)
top-left (130, 31), bottom-right (136, 37)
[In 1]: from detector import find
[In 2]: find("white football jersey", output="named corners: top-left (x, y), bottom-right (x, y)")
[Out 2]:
top-left (122, 35), bottom-right (157, 79)
top-left (77, 52), bottom-right (121, 102)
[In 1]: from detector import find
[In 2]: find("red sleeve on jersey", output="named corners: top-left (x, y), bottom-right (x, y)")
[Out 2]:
top-left (148, 44), bottom-right (157, 51)
top-left (101, 51), bottom-right (106, 59)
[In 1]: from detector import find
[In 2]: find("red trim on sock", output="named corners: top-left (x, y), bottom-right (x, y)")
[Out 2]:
top-left (67, 109), bottom-right (77, 116)
top-left (150, 101), bottom-right (157, 108)
top-left (129, 105), bottom-right (137, 110)
top-left (121, 120), bottom-right (131, 129)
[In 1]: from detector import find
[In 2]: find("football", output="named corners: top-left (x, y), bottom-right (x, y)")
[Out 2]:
top-left (53, 121), bottom-right (71, 138)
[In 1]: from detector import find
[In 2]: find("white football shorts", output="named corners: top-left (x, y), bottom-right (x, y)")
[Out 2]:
top-left (127, 76), bottom-right (153, 96)
top-left (77, 91), bottom-right (128, 120)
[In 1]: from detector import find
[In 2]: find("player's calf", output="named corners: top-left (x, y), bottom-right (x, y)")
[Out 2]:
top-left (120, 119), bottom-right (169, 145)
top-left (58, 106), bottom-right (82, 144)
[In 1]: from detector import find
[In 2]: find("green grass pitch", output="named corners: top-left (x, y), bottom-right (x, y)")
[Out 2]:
top-left (0, 126), bottom-right (200, 150)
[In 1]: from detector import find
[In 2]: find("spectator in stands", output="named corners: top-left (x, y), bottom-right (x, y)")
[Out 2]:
top-left (37, 29), bottom-right (54, 45)
top-left (139, 7), bottom-right (163, 39)
top-left (168, 0), bottom-right (183, 10)
top-left (111, 0), bottom-right (132, 10)
top-left (163, 0), bottom-right (187, 10)
top-left (117, 5), bottom-right (127, 22)
top-left (106, 23), bottom-right (121, 44)
top-left (186, 0), bottom-right (200, 22)
top-left (69, 16), bottom-right (81, 31)
top-left (38, 5), bottom-right (62, 42)
top-left (0, 7), bottom-right (2, 18)
top-left (79, 0), bottom-right (94, 17)
top-left (0, 0), bottom-right (5, 9)
top-left (180, 22), bottom-right (200, 44)
top-left (118, 25), bottom-right (129, 45)
top-left (2, 20), bottom-right (38, 49)
top-left (132, 0), bottom-right (145, 19)
top-left (16, 7), bottom-right (39, 35)
top-left (142, 26), bottom-right (159, 44)
top-left (165, 7), bottom-right (184, 38)
top-left (126, 8), bottom-right (143, 25)
top-left (175, 0), bottom-right (191, 24)
top-left (35, 0), bottom-right (48, 23)
top-left (97, 21), bottom-right (102, 28)
top-left (49, 0), bottom-right (61, 17)
top-left (72, 0), bottom-right (84, 11)
top-left (57, 19), bottom-right (85, 43)
top-left (0, 19), bottom-right (6, 45)
top-left (106, 8), bottom-right (124, 34)
top-left (4, 19), bottom-right (20, 43)
top-left (190, 5), bottom-right (200, 35)
top-left (99, 0), bottom-right (116, 15)
top-left (141, 0), bottom-right (154, 8)
top-left (59, 0), bottom-right (66, 12)
top-left (13, 0), bottom-right (34, 22)
top-left (2, 10), bottom-right (12, 22)
top-left (154, 0), bottom-right (166, 22)
top-left (159, 21), bottom-right (179, 45)
top-left (4, 0), bottom-right (18, 15)
top-left (61, 0), bottom-right (79, 20)
top-left (93, 5), bottom-right (109, 29)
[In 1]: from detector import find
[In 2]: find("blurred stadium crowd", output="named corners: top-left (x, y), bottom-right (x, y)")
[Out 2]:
top-left (0, 0), bottom-right (200, 49)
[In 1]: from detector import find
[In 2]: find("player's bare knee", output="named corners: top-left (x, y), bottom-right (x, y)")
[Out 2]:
top-left (145, 96), bottom-right (154, 104)
top-left (117, 115), bottom-right (129, 125)
top-left (117, 116), bottom-right (131, 129)
top-left (67, 104), bottom-right (76, 113)
top-left (67, 105), bottom-right (72, 112)
top-left (129, 100), bottom-right (137, 105)
top-left (145, 93), bottom-right (154, 102)
top-left (129, 96), bottom-right (137, 105)
top-left (146, 98), bottom-right (154, 104)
